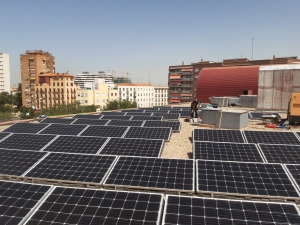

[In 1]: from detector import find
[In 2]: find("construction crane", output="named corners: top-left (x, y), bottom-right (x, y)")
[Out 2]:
top-left (109, 69), bottom-right (130, 82)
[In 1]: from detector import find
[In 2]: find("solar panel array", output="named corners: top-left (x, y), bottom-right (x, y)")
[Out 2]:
top-left (100, 115), bottom-right (132, 120)
top-left (72, 118), bottom-right (109, 126)
top-left (100, 111), bottom-right (126, 115)
top-left (193, 141), bottom-right (264, 162)
top-left (100, 138), bottom-right (164, 157)
top-left (106, 119), bottom-right (144, 127)
top-left (0, 133), bottom-right (56, 151)
top-left (131, 115), bottom-right (162, 121)
top-left (104, 157), bottom-right (194, 192)
top-left (80, 125), bottom-right (128, 137)
top-left (196, 160), bottom-right (300, 199)
top-left (152, 112), bottom-right (180, 120)
top-left (249, 111), bottom-right (282, 120)
top-left (25, 187), bottom-right (163, 225)
top-left (193, 129), bottom-right (245, 143)
top-left (3, 122), bottom-right (49, 134)
top-left (259, 144), bottom-right (300, 164)
top-left (162, 195), bottom-right (300, 225)
top-left (244, 130), bottom-right (300, 144)
top-left (25, 153), bottom-right (116, 184)
top-left (40, 118), bottom-right (76, 124)
top-left (124, 126), bottom-right (172, 141)
top-left (0, 181), bottom-right (52, 225)
top-left (43, 135), bottom-right (108, 154)
top-left (143, 120), bottom-right (181, 132)
top-left (72, 114), bottom-right (102, 119)
top-left (39, 123), bottom-right (87, 136)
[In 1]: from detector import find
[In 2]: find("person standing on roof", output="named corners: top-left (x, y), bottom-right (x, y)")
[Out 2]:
top-left (191, 98), bottom-right (198, 118)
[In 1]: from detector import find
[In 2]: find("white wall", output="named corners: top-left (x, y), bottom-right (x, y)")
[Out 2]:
top-left (117, 85), bottom-right (154, 107)
top-left (0, 53), bottom-right (10, 92)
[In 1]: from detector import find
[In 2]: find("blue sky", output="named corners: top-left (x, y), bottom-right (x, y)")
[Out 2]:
top-left (1, 0), bottom-right (300, 87)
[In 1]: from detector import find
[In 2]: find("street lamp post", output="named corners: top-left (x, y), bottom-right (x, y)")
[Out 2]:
top-left (40, 98), bottom-right (43, 115)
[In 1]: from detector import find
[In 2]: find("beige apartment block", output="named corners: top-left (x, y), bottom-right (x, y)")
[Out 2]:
top-left (76, 83), bottom-right (118, 109)
top-left (20, 50), bottom-right (55, 107)
top-left (154, 86), bottom-right (169, 106)
top-left (35, 73), bottom-right (77, 109)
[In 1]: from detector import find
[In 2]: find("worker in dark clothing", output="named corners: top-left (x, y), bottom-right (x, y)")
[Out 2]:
top-left (191, 99), bottom-right (198, 118)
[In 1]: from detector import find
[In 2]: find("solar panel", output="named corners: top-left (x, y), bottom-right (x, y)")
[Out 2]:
top-left (152, 113), bottom-right (180, 120)
top-left (38, 123), bottom-right (87, 136)
top-left (25, 153), bottom-right (116, 184)
top-left (2, 123), bottom-right (49, 134)
top-left (138, 107), bottom-right (156, 110)
top-left (72, 114), bottom-right (102, 119)
top-left (100, 115), bottom-right (132, 120)
top-left (193, 129), bottom-right (245, 143)
top-left (104, 157), bottom-right (194, 193)
top-left (99, 138), bottom-right (164, 157)
top-left (179, 110), bottom-right (191, 117)
top-left (40, 118), bottom-right (76, 124)
top-left (0, 133), bottom-right (56, 151)
top-left (100, 111), bottom-right (126, 115)
top-left (106, 120), bottom-right (144, 127)
top-left (0, 181), bottom-right (52, 225)
top-left (124, 127), bottom-right (172, 141)
top-left (72, 118), bottom-right (109, 126)
top-left (259, 144), bottom-right (300, 164)
top-left (80, 125), bottom-right (128, 137)
top-left (250, 112), bottom-right (282, 120)
top-left (121, 109), bottom-right (141, 112)
top-left (131, 115), bottom-right (162, 121)
top-left (125, 112), bottom-right (153, 116)
top-left (0, 132), bottom-right (11, 141)
top-left (143, 121), bottom-right (181, 132)
top-left (244, 130), bottom-right (300, 144)
top-left (0, 149), bottom-right (47, 176)
top-left (162, 195), bottom-right (300, 225)
top-left (43, 135), bottom-right (108, 154)
top-left (193, 141), bottom-right (264, 162)
top-left (196, 160), bottom-right (300, 199)
top-left (25, 187), bottom-right (163, 225)
top-left (168, 108), bottom-right (182, 113)
top-left (285, 164), bottom-right (300, 191)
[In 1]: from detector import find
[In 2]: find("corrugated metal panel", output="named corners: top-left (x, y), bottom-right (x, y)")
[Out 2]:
top-left (196, 66), bottom-right (260, 103)
top-left (170, 99), bottom-right (180, 103)
top-left (257, 66), bottom-right (300, 110)
top-left (169, 81), bottom-right (181, 84)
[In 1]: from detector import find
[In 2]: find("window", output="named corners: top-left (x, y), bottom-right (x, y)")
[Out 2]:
top-left (195, 68), bottom-right (199, 72)
top-left (84, 93), bottom-right (88, 97)
top-left (96, 99), bottom-right (99, 103)
top-left (81, 93), bottom-right (84, 97)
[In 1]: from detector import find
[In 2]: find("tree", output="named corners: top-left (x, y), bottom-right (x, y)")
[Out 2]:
top-left (103, 99), bottom-right (137, 111)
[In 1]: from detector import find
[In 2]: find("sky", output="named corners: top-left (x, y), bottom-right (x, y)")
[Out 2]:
top-left (1, 0), bottom-right (300, 88)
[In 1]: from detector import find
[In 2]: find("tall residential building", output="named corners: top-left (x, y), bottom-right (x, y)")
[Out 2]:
top-left (0, 53), bottom-right (11, 92)
top-left (76, 82), bottom-right (118, 109)
top-left (154, 86), bottom-right (169, 106)
top-left (116, 83), bottom-right (154, 107)
top-left (36, 73), bottom-right (77, 109)
top-left (168, 56), bottom-right (300, 104)
top-left (75, 71), bottom-right (114, 89)
top-left (20, 50), bottom-right (55, 107)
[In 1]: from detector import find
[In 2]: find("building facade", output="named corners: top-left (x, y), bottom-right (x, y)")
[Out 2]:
top-left (154, 86), bottom-right (169, 106)
top-left (76, 83), bottom-right (118, 109)
top-left (0, 53), bottom-right (11, 93)
top-left (35, 73), bottom-right (77, 109)
top-left (169, 56), bottom-right (300, 104)
top-left (75, 71), bottom-right (114, 89)
top-left (20, 50), bottom-right (55, 107)
top-left (116, 83), bottom-right (154, 108)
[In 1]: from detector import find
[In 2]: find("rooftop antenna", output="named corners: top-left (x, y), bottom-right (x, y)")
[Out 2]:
top-left (251, 38), bottom-right (254, 64)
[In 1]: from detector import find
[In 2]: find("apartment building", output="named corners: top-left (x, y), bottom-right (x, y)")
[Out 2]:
top-left (76, 82), bottom-right (118, 109)
top-left (116, 83), bottom-right (154, 107)
top-left (154, 86), bottom-right (169, 106)
top-left (169, 56), bottom-right (300, 104)
top-left (0, 53), bottom-right (11, 92)
top-left (75, 71), bottom-right (114, 89)
top-left (20, 50), bottom-right (55, 107)
top-left (35, 73), bottom-right (77, 109)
